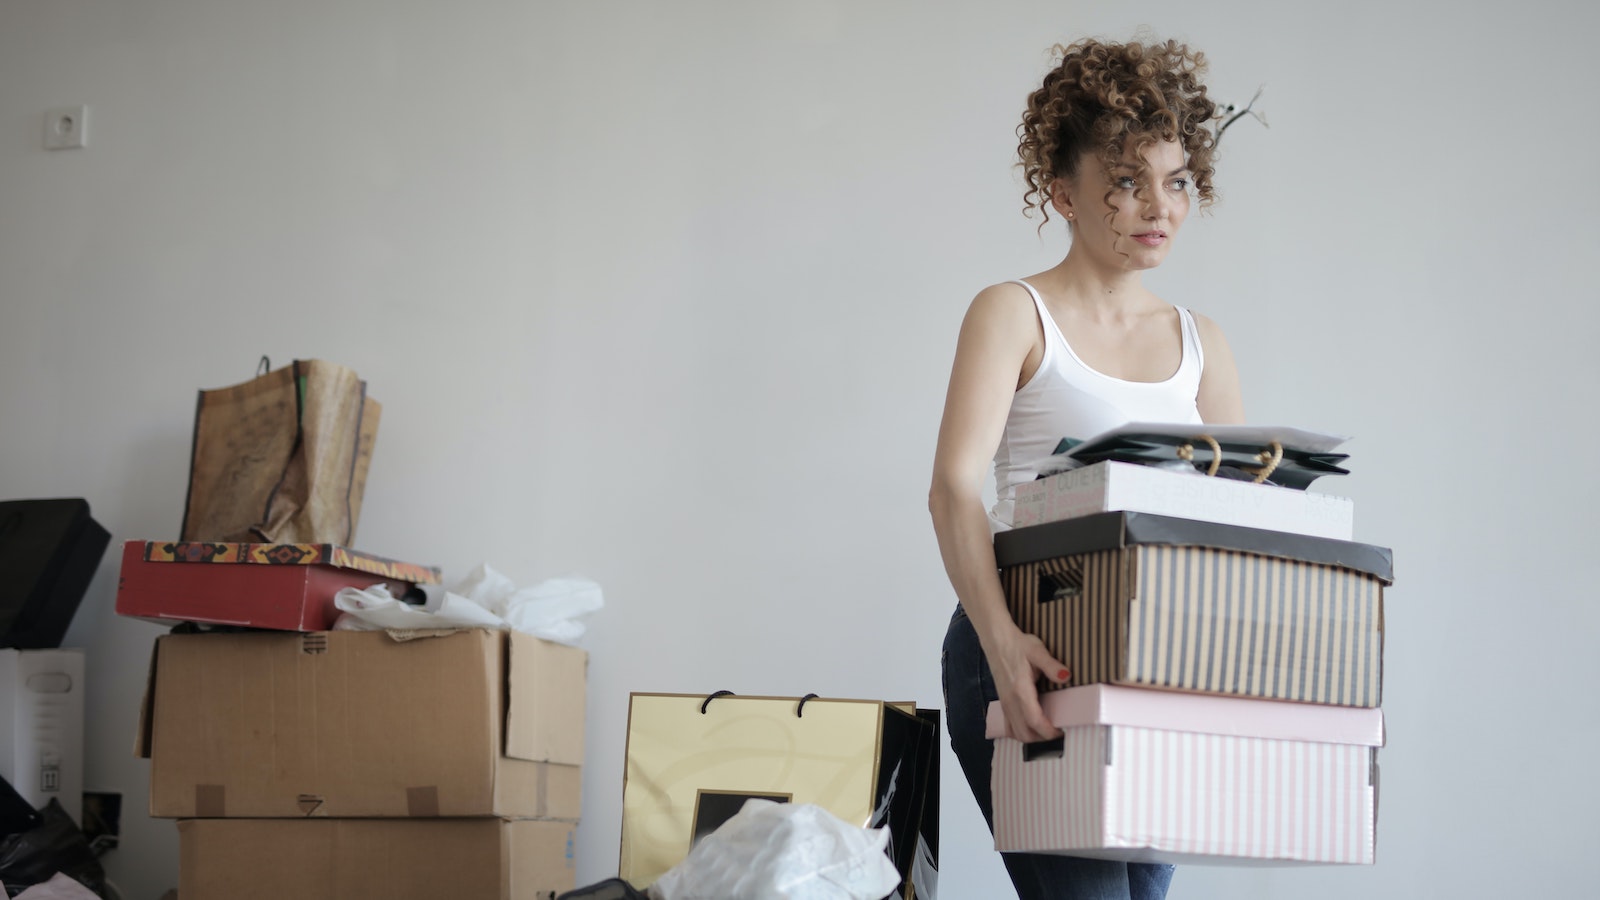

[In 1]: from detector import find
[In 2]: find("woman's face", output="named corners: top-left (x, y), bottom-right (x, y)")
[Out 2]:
top-left (1052, 138), bottom-right (1193, 272)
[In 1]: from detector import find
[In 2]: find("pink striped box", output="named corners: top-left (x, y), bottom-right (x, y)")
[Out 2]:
top-left (986, 686), bottom-right (1383, 865)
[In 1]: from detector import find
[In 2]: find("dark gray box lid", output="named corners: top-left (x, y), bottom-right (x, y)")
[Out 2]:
top-left (993, 510), bottom-right (1393, 584)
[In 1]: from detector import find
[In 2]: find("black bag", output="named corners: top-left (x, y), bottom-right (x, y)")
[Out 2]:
top-left (0, 798), bottom-right (107, 898)
top-left (0, 775), bottom-right (41, 838)
top-left (557, 879), bottom-right (650, 900)
top-left (0, 499), bottom-right (110, 650)
top-left (1055, 431), bottom-right (1349, 490)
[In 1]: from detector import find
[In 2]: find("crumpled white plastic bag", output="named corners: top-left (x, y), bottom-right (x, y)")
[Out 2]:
top-left (332, 564), bottom-right (602, 645)
top-left (330, 582), bottom-right (503, 631)
top-left (451, 566), bottom-right (604, 645)
top-left (14, 874), bottom-right (100, 900)
top-left (648, 800), bottom-right (901, 900)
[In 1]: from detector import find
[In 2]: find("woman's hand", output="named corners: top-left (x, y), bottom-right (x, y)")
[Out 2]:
top-left (984, 623), bottom-right (1072, 743)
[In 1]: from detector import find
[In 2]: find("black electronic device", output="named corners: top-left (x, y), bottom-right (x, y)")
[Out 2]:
top-left (0, 499), bottom-right (110, 649)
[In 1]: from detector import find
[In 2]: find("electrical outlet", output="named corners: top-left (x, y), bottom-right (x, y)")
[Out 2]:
top-left (82, 790), bottom-right (122, 853)
top-left (44, 105), bottom-right (89, 150)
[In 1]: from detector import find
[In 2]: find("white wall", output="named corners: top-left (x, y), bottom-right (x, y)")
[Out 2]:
top-left (3, 2), bottom-right (1596, 898)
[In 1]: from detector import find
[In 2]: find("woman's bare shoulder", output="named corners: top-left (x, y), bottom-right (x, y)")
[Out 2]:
top-left (965, 280), bottom-right (1038, 327)
top-left (1185, 308), bottom-right (1235, 349)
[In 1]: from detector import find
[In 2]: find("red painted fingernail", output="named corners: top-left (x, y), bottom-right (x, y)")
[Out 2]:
top-left (1057, 668), bottom-right (1071, 681)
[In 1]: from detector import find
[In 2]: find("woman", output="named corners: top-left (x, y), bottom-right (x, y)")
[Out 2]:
top-left (929, 37), bottom-right (1245, 900)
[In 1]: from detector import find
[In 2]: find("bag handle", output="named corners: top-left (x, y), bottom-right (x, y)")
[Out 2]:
top-left (698, 690), bottom-right (823, 718)
top-left (1175, 434), bottom-right (1222, 476)
top-left (1247, 441), bottom-right (1284, 483)
top-left (700, 690), bottom-right (735, 713)
top-left (1176, 435), bottom-right (1284, 483)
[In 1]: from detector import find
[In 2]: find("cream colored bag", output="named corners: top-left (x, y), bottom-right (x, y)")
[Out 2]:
top-left (619, 692), bottom-right (938, 898)
top-left (180, 358), bottom-right (380, 545)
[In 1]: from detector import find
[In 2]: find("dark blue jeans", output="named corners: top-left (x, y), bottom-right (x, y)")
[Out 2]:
top-left (941, 605), bottom-right (1175, 900)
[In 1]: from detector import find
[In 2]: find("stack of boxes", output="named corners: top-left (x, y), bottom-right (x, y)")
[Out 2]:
top-left (117, 540), bottom-right (588, 899)
top-left (986, 460), bottom-right (1392, 865)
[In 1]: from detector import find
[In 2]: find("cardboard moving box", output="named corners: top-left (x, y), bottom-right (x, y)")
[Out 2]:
top-left (996, 511), bottom-right (1393, 707)
top-left (178, 817), bottom-right (576, 900)
top-left (140, 629), bottom-right (585, 819)
top-left (986, 686), bottom-right (1383, 865)
top-left (116, 539), bottom-right (442, 632)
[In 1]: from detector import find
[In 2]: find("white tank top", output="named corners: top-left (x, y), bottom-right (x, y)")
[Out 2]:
top-left (990, 279), bottom-right (1205, 530)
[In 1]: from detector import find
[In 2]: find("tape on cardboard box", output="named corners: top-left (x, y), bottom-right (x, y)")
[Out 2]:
top-left (406, 786), bottom-right (440, 817)
top-left (194, 785), bottom-right (225, 817)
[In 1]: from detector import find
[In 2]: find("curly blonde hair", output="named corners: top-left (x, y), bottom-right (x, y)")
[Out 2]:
top-left (1018, 38), bottom-right (1219, 226)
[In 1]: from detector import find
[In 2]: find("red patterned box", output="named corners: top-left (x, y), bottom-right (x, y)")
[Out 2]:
top-left (115, 540), bottom-right (440, 631)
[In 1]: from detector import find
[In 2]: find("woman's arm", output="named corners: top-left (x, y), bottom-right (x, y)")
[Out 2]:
top-left (929, 284), bottom-right (1071, 744)
top-left (1193, 311), bottom-right (1245, 424)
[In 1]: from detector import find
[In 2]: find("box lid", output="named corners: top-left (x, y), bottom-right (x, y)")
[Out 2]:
top-left (985, 685), bottom-right (1385, 747)
top-left (993, 510), bottom-right (1393, 583)
top-left (136, 540), bottom-right (441, 584)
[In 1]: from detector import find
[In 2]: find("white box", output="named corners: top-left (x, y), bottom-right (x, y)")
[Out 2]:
top-left (1011, 461), bottom-right (1355, 539)
top-left (0, 649), bottom-right (85, 823)
top-left (986, 685), bottom-right (1382, 865)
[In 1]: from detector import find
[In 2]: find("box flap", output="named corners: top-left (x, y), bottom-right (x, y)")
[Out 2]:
top-left (505, 632), bottom-right (586, 767)
top-left (138, 540), bottom-right (442, 583)
top-left (985, 685), bottom-right (1385, 747)
top-left (134, 636), bottom-right (160, 759)
top-left (994, 510), bottom-right (1393, 583)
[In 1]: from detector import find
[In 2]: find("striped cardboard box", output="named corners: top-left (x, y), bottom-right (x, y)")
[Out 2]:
top-left (995, 512), bottom-right (1393, 707)
top-left (986, 686), bottom-right (1383, 865)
